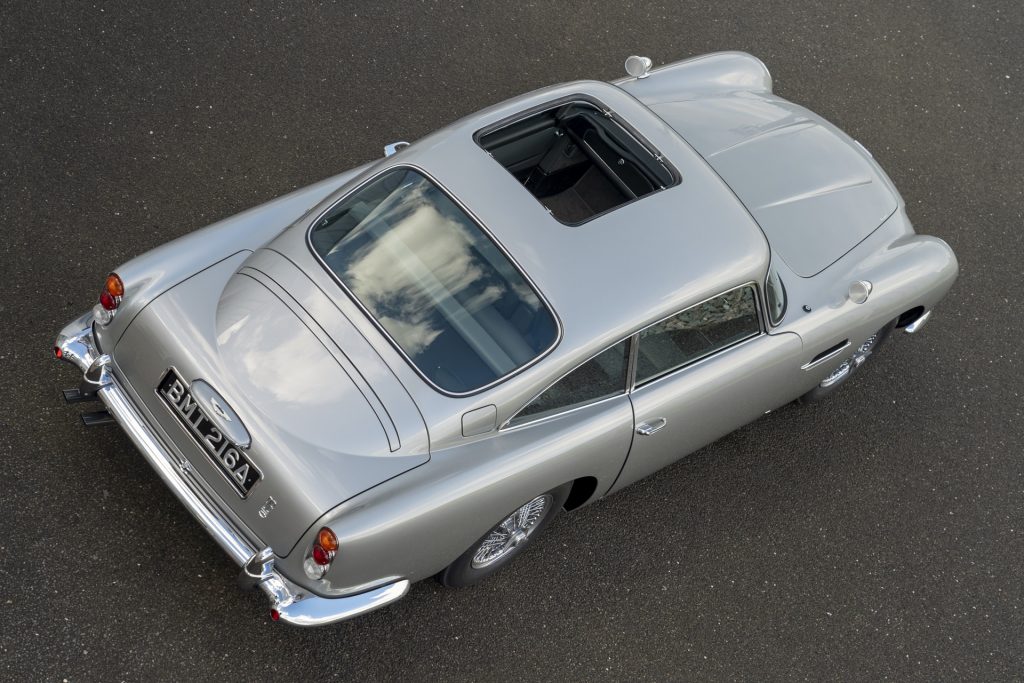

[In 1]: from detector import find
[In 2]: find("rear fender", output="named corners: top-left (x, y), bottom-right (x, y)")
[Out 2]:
top-left (94, 165), bottom-right (370, 351)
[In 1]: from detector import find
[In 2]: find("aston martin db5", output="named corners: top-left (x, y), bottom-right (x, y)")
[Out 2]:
top-left (54, 52), bottom-right (957, 626)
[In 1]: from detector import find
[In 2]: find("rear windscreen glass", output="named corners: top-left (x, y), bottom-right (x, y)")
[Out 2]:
top-left (309, 168), bottom-right (559, 394)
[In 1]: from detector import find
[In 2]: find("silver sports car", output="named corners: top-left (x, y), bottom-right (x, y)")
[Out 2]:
top-left (54, 52), bottom-right (957, 626)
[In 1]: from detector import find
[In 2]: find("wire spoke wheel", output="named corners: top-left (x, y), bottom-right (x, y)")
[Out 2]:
top-left (471, 494), bottom-right (552, 569)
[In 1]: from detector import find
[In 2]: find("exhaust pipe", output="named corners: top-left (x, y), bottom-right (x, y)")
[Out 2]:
top-left (81, 410), bottom-right (115, 427)
top-left (63, 388), bottom-right (99, 404)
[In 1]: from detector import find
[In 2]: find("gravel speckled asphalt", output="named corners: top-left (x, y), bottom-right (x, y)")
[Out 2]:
top-left (2, 2), bottom-right (1022, 680)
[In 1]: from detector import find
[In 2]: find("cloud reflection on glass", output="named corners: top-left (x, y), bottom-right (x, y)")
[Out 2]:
top-left (310, 169), bottom-right (557, 393)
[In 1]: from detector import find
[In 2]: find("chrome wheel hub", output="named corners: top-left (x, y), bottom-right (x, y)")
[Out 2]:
top-left (820, 332), bottom-right (881, 389)
top-left (471, 494), bottom-right (551, 569)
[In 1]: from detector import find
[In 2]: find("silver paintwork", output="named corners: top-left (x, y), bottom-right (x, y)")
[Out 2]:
top-left (53, 320), bottom-right (409, 625)
top-left (53, 52), bottom-right (958, 625)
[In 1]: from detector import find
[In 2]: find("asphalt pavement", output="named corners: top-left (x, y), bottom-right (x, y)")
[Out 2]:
top-left (2, 1), bottom-right (1022, 680)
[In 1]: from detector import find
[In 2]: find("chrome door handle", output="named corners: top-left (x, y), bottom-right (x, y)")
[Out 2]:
top-left (636, 418), bottom-right (667, 436)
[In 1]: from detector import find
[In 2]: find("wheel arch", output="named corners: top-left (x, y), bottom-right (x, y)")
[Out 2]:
top-left (563, 475), bottom-right (600, 511)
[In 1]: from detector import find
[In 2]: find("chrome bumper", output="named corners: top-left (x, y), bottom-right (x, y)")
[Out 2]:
top-left (54, 312), bottom-right (409, 626)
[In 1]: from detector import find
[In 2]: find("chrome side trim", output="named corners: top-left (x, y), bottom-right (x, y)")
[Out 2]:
top-left (801, 340), bottom-right (851, 371)
top-left (903, 310), bottom-right (932, 334)
top-left (55, 315), bottom-right (410, 627)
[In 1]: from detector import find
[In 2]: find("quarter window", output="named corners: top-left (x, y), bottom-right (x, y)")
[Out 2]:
top-left (765, 268), bottom-right (787, 326)
top-left (508, 339), bottom-right (630, 427)
top-left (635, 286), bottom-right (761, 386)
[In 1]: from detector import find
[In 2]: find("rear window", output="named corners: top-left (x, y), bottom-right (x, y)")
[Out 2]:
top-left (308, 168), bottom-right (559, 394)
top-left (477, 100), bottom-right (677, 224)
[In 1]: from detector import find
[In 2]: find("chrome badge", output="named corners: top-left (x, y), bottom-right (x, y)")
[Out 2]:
top-left (258, 496), bottom-right (277, 519)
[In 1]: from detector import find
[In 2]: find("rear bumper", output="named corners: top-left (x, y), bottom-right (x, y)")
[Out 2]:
top-left (54, 311), bottom-right (409, 626)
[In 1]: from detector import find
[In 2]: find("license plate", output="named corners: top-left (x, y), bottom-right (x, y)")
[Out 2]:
top-left (157, 369), bottom-right (260, 497)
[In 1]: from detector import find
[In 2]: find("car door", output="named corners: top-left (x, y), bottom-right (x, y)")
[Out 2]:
top-left (609, 285), bottom-right (803, 495)
top-left (497, 339), bottom-right (636, 499)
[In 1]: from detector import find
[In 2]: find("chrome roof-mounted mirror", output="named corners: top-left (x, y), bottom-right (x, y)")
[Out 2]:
top-left (624, 55), bottom-right (653, 79)
top-left (384, 141), bottom-right (410, 157)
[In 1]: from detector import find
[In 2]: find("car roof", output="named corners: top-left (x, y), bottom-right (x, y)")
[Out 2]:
top-left (270, 80), bottom-right (770, 414)
top-left (395, 80), bottom-right (770, 359)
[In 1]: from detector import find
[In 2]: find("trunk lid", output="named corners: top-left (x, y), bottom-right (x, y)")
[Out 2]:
top-left (112, 250), bottom-right (429, 555)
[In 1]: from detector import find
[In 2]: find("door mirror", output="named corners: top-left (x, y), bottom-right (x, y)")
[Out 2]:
top-left (384, 141), bottom-right (410, 157)
top-left (624, 55), bottom-right (653, 79)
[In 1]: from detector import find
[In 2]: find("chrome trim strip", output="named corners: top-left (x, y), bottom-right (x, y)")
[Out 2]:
top-left (304, 164), bottom-right (564, 398)
top-left (55, 315), bottom-right (410, 627)
top-left (800, 340), bottom-right (851, 371)
top-left (500, 391), bottom-right (628, 433)
top-left (903, 310), bottom-right (932, 334)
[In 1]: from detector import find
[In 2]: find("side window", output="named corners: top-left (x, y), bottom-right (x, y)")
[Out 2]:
top-left (508, 340), bottom-right (630, 427)
top-left (635, 286), bottom-right (761, 386)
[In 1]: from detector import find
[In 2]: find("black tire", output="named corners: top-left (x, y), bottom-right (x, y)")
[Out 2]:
top-left (437, 483), bottom-right (572, 588)
top-left (798, 319), bottom-right (898, 404)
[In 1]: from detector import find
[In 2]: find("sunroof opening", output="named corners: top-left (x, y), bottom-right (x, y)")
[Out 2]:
top-left (477, 100), bottom-right (677, 225)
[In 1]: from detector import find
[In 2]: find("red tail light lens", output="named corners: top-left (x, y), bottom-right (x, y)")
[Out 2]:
top-left (99, 291), bottom-right (118, 311)
top-left (311, 543), bottom-right (333, 566)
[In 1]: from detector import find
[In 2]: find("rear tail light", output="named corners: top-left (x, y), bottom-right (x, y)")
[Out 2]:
top-left (94, 272), bottom-right (124, 325)
top-left (317, 527), bottom-right (339, 553)
top-left (303, 527), bottom-right (338, 579)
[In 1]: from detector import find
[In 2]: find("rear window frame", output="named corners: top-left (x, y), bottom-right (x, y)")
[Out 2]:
top-left (473, 94), bottom-right (681, 226)
top-left (305, 164), bottom-right (563, 398)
